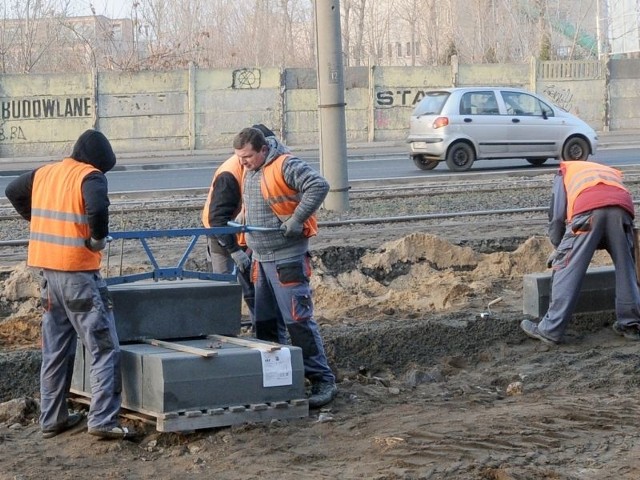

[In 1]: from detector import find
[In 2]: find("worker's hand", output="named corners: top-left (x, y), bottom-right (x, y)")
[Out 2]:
top-left (546, 249), bottom-right (558, 268)
top-left (280, 217), bottom-right (304, 238)
top-left (85, 237), bottom-right (107, 252)
top-left (230, 249), bottom-right (251, 273)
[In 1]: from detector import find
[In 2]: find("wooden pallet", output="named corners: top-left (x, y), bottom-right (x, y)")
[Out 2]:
top-left (70, 390), bottom-right (309, 432)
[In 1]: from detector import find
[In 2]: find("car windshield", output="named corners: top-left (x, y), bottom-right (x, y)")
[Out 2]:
top-left (412, 92), bottom-right (449, 116)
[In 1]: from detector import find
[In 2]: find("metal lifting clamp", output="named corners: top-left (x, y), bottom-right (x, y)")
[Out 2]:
top-left (105, 226), bottom-right (243, 286)
top-left (104, 222), bottom-right (280, 286)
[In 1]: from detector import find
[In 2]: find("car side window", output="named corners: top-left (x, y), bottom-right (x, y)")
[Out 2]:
top-left (539, 99), bottom-right (555, 117)
top-left (502, 92), bottom-right (526, 115)
top-left (502, 91), bottom-right (553, 117)
top-left (460, 92), bottom-right (499, 115)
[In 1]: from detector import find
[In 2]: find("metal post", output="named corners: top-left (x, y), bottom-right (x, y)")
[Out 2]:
top-left (313, 0), bottom-right (349, 212)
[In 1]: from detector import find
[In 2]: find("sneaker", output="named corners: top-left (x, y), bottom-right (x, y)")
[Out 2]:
top-left (612, 323), bottom-right (640, 341)
top-left (88, 425), bottom-right (137, 440)
top-left (520, 319), bottom-right (558, 345)
top-left (308, 381), bottom-right (338, 409)
top-left (42, 413), bottom-right (83, 439)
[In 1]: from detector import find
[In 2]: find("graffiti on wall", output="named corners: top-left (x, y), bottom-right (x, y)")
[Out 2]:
top-left (542, 85), bottom-right (574, 111)
top-left (0, 124), bottom-right (27, 141)
top-left (376, 89), bottom-right (427, 107)
top-left (233, 69), bottom-right (261, 89)
top-left (1, 97), bottom-right (92, 120)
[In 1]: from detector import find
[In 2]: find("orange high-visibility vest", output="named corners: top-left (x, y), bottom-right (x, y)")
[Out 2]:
top-left (202, 155), bottom-right (246, 246)
top-left (260, 154), bottom-right (318, 238)
top-left (561, 161), bottom-right (627, 221)
top-left (29, 158), bottom-right (102, 271)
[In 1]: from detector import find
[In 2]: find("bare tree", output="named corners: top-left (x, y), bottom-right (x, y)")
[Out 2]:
top-left (1, 0), bottom-right (72, 73)
top-left (0, 0), bottom-right (600, 73)
top-left (394, 0), bottom-right (423, 66)
top-left (362, 0), bottom-right (394, 65)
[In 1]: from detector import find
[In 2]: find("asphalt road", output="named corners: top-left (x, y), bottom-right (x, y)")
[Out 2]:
top-left (1, 132), bottom-right (640, 197)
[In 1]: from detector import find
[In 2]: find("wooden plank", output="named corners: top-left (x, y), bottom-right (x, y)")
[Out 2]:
top-left (141, 338), bottom-right (218, 357)
top-left (207, 334), bottom-right (281, 352)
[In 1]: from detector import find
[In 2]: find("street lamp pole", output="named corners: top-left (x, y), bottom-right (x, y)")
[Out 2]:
top-left (313, 0), bottom-right (349, 212)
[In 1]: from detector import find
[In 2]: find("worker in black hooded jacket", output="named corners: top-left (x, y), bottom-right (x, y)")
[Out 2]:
top-left (5, 129), bottom-right (134, 440)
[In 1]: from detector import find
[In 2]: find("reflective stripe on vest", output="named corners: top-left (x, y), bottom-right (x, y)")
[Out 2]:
top-left (561, 161), bottom-right (627, 221)
top-left (201, 155), bottom-right (246, 246)
top-left (260, 154), bottom-right (318, 238)
top-left (28, 158), bottom-right (102, 271)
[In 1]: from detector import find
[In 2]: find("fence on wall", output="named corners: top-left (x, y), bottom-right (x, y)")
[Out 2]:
top-left (0, 56), bottom-right (634, 158)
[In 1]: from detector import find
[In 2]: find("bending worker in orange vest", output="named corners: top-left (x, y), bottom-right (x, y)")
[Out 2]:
top-left (233, 126), bottom-right (337, 408)
top-left (521, 160), bottom-right (640, 344)
top-left (5, 129), bottom-right (133, 440)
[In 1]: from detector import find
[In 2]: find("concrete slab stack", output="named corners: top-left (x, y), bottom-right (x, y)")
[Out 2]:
top-left (71, 280), bottom-right (309, 431)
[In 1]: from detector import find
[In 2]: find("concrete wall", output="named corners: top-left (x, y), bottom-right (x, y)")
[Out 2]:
top-left (533, 60), bottom-right (606, 131)
top-left (608, 59), bottom-right (640, 130)
top-left (0, 58), bottom-right (637, 157)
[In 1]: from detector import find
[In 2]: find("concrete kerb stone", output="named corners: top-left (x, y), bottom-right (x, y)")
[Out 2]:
top-left (523, 266), bottom-right (617, 318)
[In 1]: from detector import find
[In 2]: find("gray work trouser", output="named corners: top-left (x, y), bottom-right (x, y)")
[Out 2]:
top-left (253, 254), bottom-right (335, 384)
top-left (39, 269), bottom-right (122, 431)
top-left (537, 207), bottom-right (640, 341)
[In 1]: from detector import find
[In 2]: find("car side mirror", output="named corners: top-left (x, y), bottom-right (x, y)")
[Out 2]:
top-left (542, 110), bottom-right (548, 120)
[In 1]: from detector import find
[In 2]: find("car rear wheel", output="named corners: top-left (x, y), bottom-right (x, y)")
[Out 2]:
top-left (445, 142), bottom-right (475, 172)
top-left (526, 158), bottom-right (548, 166)
top-left (562, 137), bottom-right (589, 161)
top-left (412, 155), bottom-right (439, 171)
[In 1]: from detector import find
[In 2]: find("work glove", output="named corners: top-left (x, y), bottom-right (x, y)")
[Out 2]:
top-left (280, 217), bottom-right (304, 238)
top-left (230, 249), bottom-right (251, 273)
top-left (546, 249), bottom-right (558, 268)
top-left (85, 237), bottom-right (107, 252)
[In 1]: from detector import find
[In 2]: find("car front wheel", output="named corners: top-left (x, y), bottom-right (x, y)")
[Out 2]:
top-left (562, 137), bottom-right (589, 161)
top-left (445, 142), bottom-right (475, 172)
top-left (412, 155), bottom-right (439, 171)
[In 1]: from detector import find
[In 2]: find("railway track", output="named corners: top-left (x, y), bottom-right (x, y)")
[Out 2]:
top-left (2, 171), bottom-right (640, 263)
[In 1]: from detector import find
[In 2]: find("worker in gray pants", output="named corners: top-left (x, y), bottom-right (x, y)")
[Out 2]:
top-left (522, 160), bottom-right (640, 344)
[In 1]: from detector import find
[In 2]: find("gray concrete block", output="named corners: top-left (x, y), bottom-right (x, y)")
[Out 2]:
top-left (71, 340), bottom-right (84, 392)
top-left (109, 280), bottom-right (242, 342)
top-left (71, 340), bottom-right (91, 394)
top-left (121, 339), bottom-right (306, 413)
top-left (72, 338), bottom-right (306, 417)
top-left (523, 266), bottom-right (616, 318)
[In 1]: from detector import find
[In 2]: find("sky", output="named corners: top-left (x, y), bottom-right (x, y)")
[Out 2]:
top-left (71, 0), bottom-right (133, 18)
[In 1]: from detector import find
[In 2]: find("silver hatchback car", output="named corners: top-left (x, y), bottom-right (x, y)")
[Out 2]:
top-left (407, 87), bottom-right (598, 172)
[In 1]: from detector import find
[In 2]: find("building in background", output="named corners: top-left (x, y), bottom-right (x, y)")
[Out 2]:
top-left (607, 0), bottom-right (640, 55)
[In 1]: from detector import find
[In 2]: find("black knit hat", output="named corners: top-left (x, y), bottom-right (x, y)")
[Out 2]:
top-left (70, 129), bottom-right (116, 173)
top-left (251, 124), bottom-right (275, 138)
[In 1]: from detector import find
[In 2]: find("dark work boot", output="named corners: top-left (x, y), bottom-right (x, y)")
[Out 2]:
top-left (308, 381), bottom-right (338, 409)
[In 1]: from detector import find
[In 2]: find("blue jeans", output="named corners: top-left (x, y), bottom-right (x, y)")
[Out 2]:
top-left (253, 253), bottom-right (335, 383)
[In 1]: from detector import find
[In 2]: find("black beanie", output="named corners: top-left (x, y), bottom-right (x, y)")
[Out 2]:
top-left (252, 124), bottom-right (275, 138)
top-left (70, 129), bottom-right (116, 173)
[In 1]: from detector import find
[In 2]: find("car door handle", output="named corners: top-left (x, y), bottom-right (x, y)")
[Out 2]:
top-left (512, 118), bottom-right (520, 123)
top-left (463, 118), bottom-right (472, 122)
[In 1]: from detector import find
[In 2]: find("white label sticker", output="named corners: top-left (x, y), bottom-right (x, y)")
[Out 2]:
top-left (261, 347), bottom-right (293, 387)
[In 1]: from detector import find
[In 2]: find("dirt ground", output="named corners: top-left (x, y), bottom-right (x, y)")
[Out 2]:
top-left (1, 226), bottom-right (639, 480)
